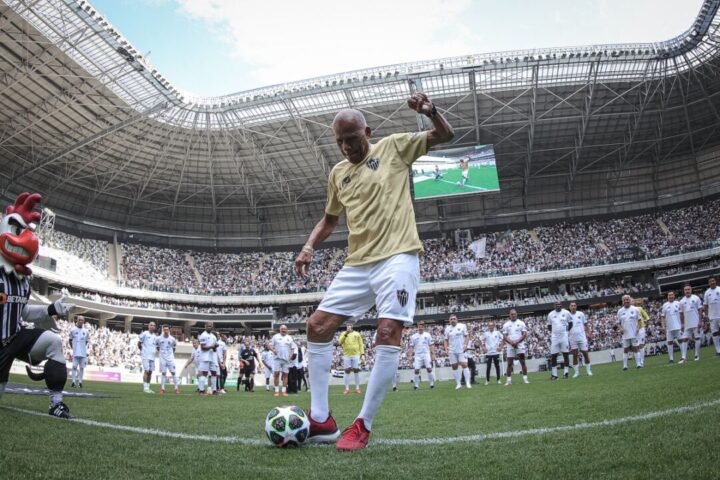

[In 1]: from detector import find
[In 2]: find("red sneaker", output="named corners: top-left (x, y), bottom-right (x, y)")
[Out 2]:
top-left (281, 392), bottom-right (288, 397)
top-left (343, 389), bottom-right (350, 395)
top-left (306, 410), bottom-right (340, 444)
top-left (336, 418), bottom-right (370, 451)
top-left (355, 388), bottom-right (361, 395)
top-left (174, 388), bottom-right (180, 394)
top-left (159, 389), bottom-right (165, 395)
top-left (273, 392), bottom-right (279, 397)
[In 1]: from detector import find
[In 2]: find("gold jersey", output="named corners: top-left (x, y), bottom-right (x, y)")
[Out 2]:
top-left (326, 132), bottom-right (427, 266)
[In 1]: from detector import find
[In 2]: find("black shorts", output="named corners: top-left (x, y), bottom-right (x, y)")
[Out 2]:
top-left (0, 328), bottom-right (45, 383)
top-left (242, 365), bottom-right (254, 376)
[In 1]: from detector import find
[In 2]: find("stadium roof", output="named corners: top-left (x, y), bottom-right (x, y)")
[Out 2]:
top-left (2, 0), bottom-right (720, 248)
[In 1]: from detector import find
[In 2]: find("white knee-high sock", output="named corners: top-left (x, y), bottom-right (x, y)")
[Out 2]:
top-left (354, 372), bottom-right (360, 389)
top-left (452, 369), bottom-right (461, 385)
top-left (713, 335), bottom-right (720, 353)
top-left (462, 367), bottom-right (471, 385)
top-left (173, 375), bottom-right (179, 389)
top-left (307, 341), bottom-right (333, 423)
top-left (392, 372), bottom-right (398, 388)
top-left (668, 344), bottom-right (674, 361)
top-left (695, 340), bottom-right (701, 358)
top-left (358, 345), bottom-right (400, 431)
top-left (414, 374), bottom-right (421, 386)
top-left (635, 352), bottom-right (642, 365)
top-left (585, 362), bottom-right (592, 374)
top-left (71, 367), bottom-right (77, 384)
top-left (198, 376), bottom-right (206, 392)
top-left (623, 353), bottom-right (628, 368)
top-left (344, 373), bottom-right (350, 390)
top-left (429, 372), bottom-right (435, 385)
top-left (79, 368), bottom-right (84, 383)
top-left (639, 349), bottom-right (645, 366)
top-left (161, 374), bottom-right (167, 389)
top-left (680, 342), bottom-right (688, 359)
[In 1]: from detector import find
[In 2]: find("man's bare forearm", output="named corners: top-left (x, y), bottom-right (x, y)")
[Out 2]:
top-left (304, 213), bottom-right (338, 249)
top-left (426, 110), bottom-right (454, 148)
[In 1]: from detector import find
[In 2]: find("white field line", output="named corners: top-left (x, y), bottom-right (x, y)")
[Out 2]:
top-left (2, 398), bottom-right (719, 447)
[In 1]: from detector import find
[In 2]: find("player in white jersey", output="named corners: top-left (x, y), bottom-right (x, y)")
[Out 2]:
top-left (216, 334), bottom-right (227, 394)
top-left (444, 314), bottom-right (471, 389)
top-left (138, 321), bottom-right (157, 393)
top-left (481, 321), bottom-right (504, 385)
top-left (568, 302), bottom-right (592, 377)
top-left (182, 338), bottom-right (201, 387)
top-left (679, 285), bottom-right (703, 362)
top-left (547, 302), bottom-right (572, 380)
top-left (260, 343), bottom-right (275, 391)
top-left (661, 291), bottom-right (682, 363)
top-left (617, 295), bottom-right (642, 370)
top-left (271, 324), bottom-right (297, 397)
top-left (156, 325), bottom-right (180, 394)
top-left (68, 316), bottom-right (89, 388)
top-left (703, 276), bottom-right (720, 356)
top-left (501, 309), bottom-right (530, 385)
top-left (197, 322), bottom-right (218, 395)
top-left (407, 322), bottom-right (436, 389)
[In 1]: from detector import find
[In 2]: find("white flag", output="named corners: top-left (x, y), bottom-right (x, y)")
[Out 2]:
top-left (468, 237), bottom-right (486, 259)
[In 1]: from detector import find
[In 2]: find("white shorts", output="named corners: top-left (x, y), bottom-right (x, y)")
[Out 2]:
top-left (569, 336), bottom-right (588, 351)
top-left (343, 355), bottom-right (361, 370)
top-left (318, 253), bottom-right (420, 326)
top-left (505, 343), bottom-right (526, 358)
top-left (142, 358), bottom-right (155, 372)
top-left (682, 326), bottom-right (701, 340)
top-left (637, 328), bottom-right (646, 344)
top-left (413, 352), bottom-right (433, 370)
top-left (550, 337), bottom-right (569, 355)
top-left (710, 318), bottom-right (720, 334)
top-left (273, 358), bottom-right (290, 374)
top-left (622, 338), bottom-right (639, 349)
top-left (72, 356), bottom-right (87, 369)
top-left (210, 360), bottom-right (219, 373)
top-left (448, 352), bottom-right (467, 365)
top-left (198, 360), bottom-right (212, 373)
top-left (666, 329), bottom-right (682, 342)
top-left (160, 360), bottom-right (176, 373)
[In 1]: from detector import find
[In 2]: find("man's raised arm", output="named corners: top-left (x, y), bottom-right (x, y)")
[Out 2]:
top-left (407, 92), bottom-right (454, 148)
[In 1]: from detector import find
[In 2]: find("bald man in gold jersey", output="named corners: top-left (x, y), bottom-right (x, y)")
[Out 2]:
top-left (295, 92), bottom-right (453, 451)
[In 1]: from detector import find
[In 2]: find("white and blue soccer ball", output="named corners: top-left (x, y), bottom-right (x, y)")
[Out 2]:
top-left (264, 405), bottom-right (310, 447)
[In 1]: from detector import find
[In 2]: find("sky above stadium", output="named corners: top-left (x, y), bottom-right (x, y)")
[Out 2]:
top-left (91, 0), bottom-right (704, 97)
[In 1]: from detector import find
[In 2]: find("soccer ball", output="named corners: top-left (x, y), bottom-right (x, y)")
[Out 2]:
top-left (264, 405), bottom-right (310, 447)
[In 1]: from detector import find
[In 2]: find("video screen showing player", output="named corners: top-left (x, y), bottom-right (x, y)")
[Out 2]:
top-left (412, 144), bottom-right (499, 200)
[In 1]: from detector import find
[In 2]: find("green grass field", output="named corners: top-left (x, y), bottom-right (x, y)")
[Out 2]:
top-left (413, 166), bottom-right (500, 199)
top-left (1, 352), bottom-right (719, 480)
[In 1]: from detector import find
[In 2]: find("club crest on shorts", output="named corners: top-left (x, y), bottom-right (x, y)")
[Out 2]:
top-left (366, 158), bottom-right (380, 170)
top-left (396, 288), bottom-right (409, 307)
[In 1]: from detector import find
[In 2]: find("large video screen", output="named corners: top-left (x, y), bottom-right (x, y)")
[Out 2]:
top-left (412, 144), bottom-right (499, 200)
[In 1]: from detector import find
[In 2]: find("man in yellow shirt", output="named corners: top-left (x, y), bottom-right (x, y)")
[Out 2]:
top-left (636, 302), bottom-right (650, 367)
top-left (338, 324), bottom-right (365, 395)
top-left (294, 92), bottom-right (454, 451)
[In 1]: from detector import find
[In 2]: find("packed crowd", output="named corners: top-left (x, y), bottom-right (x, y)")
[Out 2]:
top-left (56, 319), bottom-right (142, 371)
top-left (67, 291), bottom-right (274, 314)
top-left (55, 295), bottom-right (713, 374)
top-left (41, 199), bottom-right (720, 295)
top-left (38, 230), bottom-right (108, 282)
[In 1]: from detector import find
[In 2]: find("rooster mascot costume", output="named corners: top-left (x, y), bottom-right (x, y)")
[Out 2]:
top-left (0, 193), bottom-right (75, 418)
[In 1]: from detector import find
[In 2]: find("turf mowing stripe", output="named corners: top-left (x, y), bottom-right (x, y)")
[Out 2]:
top-left (3, 398), bottom-right (719, 447)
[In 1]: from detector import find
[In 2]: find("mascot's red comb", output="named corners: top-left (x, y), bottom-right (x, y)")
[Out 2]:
top-left (5, 192), bottom-right (42, 224)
